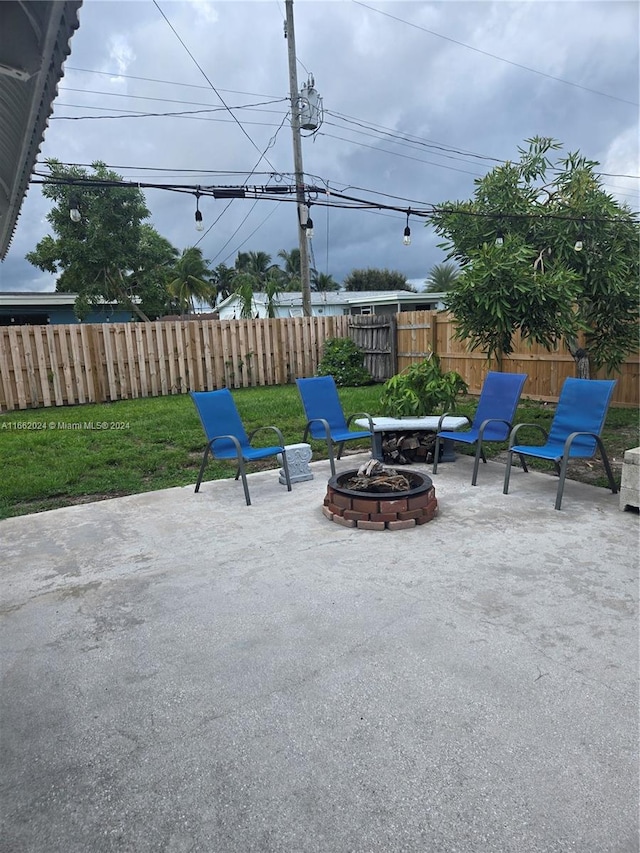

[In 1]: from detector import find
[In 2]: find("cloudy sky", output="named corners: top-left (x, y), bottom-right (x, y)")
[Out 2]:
top-left (1, 0), bottom-right (638, 293)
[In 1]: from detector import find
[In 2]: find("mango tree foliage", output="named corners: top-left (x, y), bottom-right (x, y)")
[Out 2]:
top-left (428, 137), bottom-right (639, 374)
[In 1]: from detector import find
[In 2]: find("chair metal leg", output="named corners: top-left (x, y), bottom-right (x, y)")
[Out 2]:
top-left (326, 442), bottom-right (336, 476)
top-left (236, 457), bottom-right (251, 506)
top-left (195, 446), bottom-right (211, 492)
top-left (595, 437), bottom-right (618, 495)
top-left (503, 450), bottom-right (513, 494)
top-left (519, 454), bottom-right (528, 473)
top-left (280, 448), bottom-right (292, 492)
top-left (336, 440), bottom-right (345, 460)
top-left (555, 452), bottom-right (571, 510)
top-left (471, 442), bottom-right (483, 486)
top-left (432, 436), bottom-right (441, 474)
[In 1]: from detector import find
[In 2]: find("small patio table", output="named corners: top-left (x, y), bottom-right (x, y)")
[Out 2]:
top-left (354, 415), bottom-right (469, 463)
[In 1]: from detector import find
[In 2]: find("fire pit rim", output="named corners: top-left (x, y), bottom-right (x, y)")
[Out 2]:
top-left (327, 468), bottom-right (433, 500)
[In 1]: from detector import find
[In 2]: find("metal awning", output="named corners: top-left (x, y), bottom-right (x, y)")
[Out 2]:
top-left (0, 0), bottom-right (82, 259)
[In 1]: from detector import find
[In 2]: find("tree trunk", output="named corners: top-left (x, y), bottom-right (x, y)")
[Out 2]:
top-left (573, 349), bottom-right (590, 379)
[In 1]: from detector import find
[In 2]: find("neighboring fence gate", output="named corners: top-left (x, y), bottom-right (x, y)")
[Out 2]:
top-left (348, 314), bottom-right (397, 382)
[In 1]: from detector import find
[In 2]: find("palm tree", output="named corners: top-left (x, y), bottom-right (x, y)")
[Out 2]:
top-left (424, 262), bottom-right (460, 292)
top-left (277, 248), bottom-right (301, 291)
top-left (167, 247), bottom-right (215, 315)
top-left (233, 273), bottom-right (256, 319)
top-left (211, 262), bottom-right (236, 304)
top-left (311, 270), bottom-right (340, 292)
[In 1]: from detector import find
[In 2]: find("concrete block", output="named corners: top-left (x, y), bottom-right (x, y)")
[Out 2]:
top-left (619, 446), bottom-right (640, 511)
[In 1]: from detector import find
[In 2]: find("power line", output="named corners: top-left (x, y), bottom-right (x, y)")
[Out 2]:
top-left (152, 0), bottom-right (279, 172)
top-left (64, 65), bottom-right (280, 100)
top-left (353, 0), bottom-right (639, 107)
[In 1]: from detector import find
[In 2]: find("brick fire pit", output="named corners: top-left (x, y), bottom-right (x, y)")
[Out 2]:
top-left (323, 469), bottom-right (437, 530)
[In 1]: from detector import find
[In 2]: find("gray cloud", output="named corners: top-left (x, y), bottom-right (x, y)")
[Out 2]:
top-left (1, 0), bottom-right (637, 293)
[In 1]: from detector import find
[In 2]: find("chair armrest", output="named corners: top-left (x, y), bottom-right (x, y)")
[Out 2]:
top-left (507, 422), bottom-right (548, 449)
top-left (346, 412), bottom-right (374, 432)
top-left (302, 417), bottom-right (332, 442)
top-left (562, 431), bottom-right (598, 456)
top-left (209, 434), bottom-right (243, 454)
top-left (437, 411), bottom-right (471, 431)
top-left (477, 418), bottom-right (511, 438)
top-left (248, 425), bottom-right (286, 447)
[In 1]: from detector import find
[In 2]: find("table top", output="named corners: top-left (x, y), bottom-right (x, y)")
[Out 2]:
top-left (354, 416), bottom-right (469, 431)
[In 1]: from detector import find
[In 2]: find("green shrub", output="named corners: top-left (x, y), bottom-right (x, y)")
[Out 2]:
top-left (317, 337), bottom-right (373, 387)
top-left (379, 353), bottom-right (468, 416)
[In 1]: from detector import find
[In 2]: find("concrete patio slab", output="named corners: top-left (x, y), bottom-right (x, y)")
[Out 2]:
top-left (1, 454), bottom-right (638, 853)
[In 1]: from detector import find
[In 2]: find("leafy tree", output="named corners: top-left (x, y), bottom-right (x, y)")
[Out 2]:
top-left (233, 273), bottom-right (257, 319)
top-left (121, 224), bottom-right (179, 319)
top-left (235, 250), bottom-right (279, 291)
top-left (424, 262), bottom-right (460, 292)
top-left (210, 263), bottom-right (236, 304)
top-left (277, 248), bottom-right (301, 291)
top-left (25, 159), bottom-right (177, 321)
top-left (429, 137), bottom-right (640, 374)
top-left (167, 247), bottom-right (216, 316)
top-left (311, 270), bottom-right (340, 292)
top-left (343, 268), bottom-right (416, 292)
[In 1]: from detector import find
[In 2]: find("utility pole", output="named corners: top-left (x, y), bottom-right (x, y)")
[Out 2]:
top-left (285, 0), bottom-right (312, 317)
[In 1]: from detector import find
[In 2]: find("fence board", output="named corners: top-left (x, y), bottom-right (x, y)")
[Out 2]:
top-left (1, 314), bottom-right (637, 413)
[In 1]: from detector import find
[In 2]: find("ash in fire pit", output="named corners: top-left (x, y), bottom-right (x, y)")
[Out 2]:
top-left (324, 461), bottom-right (437, 530)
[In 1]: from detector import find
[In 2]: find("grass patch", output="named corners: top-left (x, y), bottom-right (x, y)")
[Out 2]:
top-left (1, 385), bottom-right (636, 519)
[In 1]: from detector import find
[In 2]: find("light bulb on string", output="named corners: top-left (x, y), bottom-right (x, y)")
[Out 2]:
top-left (495, 230), bottom-right (504, 247)
top-left (574, 216), bottom-right (585, 251)
top-left (306, 217), bottom-right (314, 239)
top-left (69, 195), bottom-right (81, 223)
top-left (194, 190), bottom-right (204, 232)
top-left (403, 209), bottom-right (411, 246)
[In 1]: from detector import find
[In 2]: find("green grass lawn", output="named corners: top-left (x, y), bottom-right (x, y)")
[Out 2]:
top-left (0, 384), bottom-right (637, 519)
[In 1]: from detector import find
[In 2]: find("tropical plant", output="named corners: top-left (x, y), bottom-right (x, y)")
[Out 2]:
top-left (379, 354), bottom-right (468, 417)
top-left (343, 268), bottom-right (416, 292)
top-left (167, 247), bottom-right (215, 316)
top-left (316, 338), bottom-right (373, 386)
top-left (428, 136), bottom-right (640, 375)
top-left (311, 270), bottom-right (340, 292)
top-left (277, 248), bottom-right (301, 291)
top-left (211, 263), bottom-right (236, 304)
top-left (233, 273), bottom-right (257, 319)
top-left (424, 262), bottom-right (460, 292)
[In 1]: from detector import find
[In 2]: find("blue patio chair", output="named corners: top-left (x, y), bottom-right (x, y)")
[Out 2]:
top-left (190, 388), bottom-right (291, 506)
top-left (296, 376), bottom-right (374, 475)
top-left (433, 371), bottom-right (528, 485)
top-left (503, 378), bottom-right (618, 510)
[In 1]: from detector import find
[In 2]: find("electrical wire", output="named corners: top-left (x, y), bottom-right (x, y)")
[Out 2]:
top-left (353, 0), bottom-right (639, 107)
top-left (152, 0), bottom-right (279, 172)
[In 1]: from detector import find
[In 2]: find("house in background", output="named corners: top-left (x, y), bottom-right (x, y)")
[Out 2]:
top-left (214, 290), bottom-right (447, 320)
top-left (0, 292), bottom-right (134, 325)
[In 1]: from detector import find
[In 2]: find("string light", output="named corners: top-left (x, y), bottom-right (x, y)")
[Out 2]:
top-left (403, 209), bottom-right (411, 246)
top-left (69, 195), bottom-right (81, 222)
top-left (194, 189), bottom-right (204, 231)
top-left (495, 229), bottom-right (504, 247)
top-left (574, 217), bottom-right (585, 251)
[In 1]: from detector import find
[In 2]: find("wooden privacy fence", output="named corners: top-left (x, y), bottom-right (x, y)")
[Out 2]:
top-left (0, 315), bottom-right (350, 412)
top-left (0, 311), bottom-right (637, 411)
top-left (397, 311), bottom-right (639, 409)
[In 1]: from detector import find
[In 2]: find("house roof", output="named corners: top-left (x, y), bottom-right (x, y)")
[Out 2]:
top-left (215, 290), bottom-right (445, 312)
top-left (0, 1), bottom-right (83, 259)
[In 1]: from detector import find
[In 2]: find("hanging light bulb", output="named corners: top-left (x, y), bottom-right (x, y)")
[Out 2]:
top-left (495, 230), bottom-right (504, 247)
top-left (306, 216), bottom-right (314, 239)
top-left (194, 190), bottom-right (204, 232)
top-left (403, 210), bottom-right (411, 246)
top-left (69, 195), bottom-right (81, 223)
top-left (574, 216), bottom-right (585, 251)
